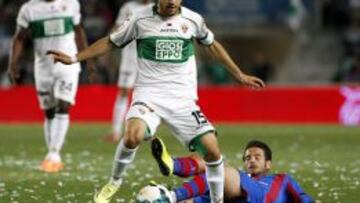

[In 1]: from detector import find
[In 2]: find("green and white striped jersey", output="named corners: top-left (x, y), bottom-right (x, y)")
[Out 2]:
top-left (110, 5), bottom-right (214, 100)
top-left (17, 0), bottom-right (81, 60)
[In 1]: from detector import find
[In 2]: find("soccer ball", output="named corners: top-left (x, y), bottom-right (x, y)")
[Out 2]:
top-left (135, 184), bottom-right (172, 203)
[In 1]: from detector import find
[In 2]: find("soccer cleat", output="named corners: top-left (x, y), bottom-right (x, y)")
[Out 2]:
top-left (94, 182), bottom-right (119, 203)
top-left (39, 159), bottom-right (64, 173)
top-left (151, 137), bottom-right (174, 176)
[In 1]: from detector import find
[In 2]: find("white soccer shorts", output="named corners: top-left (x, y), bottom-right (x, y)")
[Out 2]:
top-left (34, 57), bottom-right (80, 110)
top-left (125, 92), bottom-right (215, 148)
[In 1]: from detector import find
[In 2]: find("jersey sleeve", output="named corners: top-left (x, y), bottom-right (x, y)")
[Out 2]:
top-left (72, 0), bottom-right (81, 25)
top-left (16, 5), bottom-right (30, 28)
top-left (115, 3), bottom-right (132, 26)
top-left (109, 16), bottom-right (137, 48)
top-left (286, 175), bottom-right (315, 203)
top-left (196, 18), bottom-right (214, 46)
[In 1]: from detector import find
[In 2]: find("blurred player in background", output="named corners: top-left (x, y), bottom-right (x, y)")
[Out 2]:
top-left (151, 138), bottom-right (314, 203)
top-left (105, 0), bottom-right (153, 143)
top-left (8, 0), bottom-right (95, 173)
top-left (48, 0), bottom-right (265, 202)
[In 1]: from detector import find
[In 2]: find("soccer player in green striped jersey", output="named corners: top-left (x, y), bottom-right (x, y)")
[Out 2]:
top-left (49, 0), bottom-right (265, 202)
top-left (8, 0), bottom-right (95, 173)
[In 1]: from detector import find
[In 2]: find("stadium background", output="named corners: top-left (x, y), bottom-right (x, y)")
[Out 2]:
top-left (1, 0), bottom-right (359, 124)
top-left (0, 0), bottom-right (360, 203)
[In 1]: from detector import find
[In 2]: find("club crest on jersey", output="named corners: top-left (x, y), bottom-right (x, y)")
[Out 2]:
top-left (138, 107), bottom-right (146, 115)
top-left (181, 24), bottom-right (189, 33)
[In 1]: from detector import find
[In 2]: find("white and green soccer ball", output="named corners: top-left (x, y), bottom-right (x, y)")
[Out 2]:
top-left (135, 184), bottom-right (172, 203)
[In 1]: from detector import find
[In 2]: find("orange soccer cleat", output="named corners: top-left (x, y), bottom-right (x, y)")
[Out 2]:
top-left (39, 159), bottom-right (64, 173)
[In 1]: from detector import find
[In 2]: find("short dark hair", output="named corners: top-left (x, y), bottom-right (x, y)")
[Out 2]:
top-left (243, 140), bottom-right (272, 161)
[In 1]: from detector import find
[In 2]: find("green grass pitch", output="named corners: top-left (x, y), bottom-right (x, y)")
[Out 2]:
top-left (0, 123), bottom-right (359, 203)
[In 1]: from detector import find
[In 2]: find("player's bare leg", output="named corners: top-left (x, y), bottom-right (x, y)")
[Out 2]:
top-left (95, 118), bottom-right (146, 203)
top-left (224, 166), bottom-right (241, 200)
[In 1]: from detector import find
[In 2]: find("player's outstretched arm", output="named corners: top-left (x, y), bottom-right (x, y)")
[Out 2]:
top-left (47, 36), bottom-right (114, 65)
top-left (206, 40), bottom-right (265, 89)
top-left (74, 24), bottom-right (97, 82)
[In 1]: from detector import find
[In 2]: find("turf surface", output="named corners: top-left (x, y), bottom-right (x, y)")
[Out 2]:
top-left (0, 123), bottom-right (359, 203)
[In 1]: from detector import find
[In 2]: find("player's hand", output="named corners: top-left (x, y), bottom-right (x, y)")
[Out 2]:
top-left (8, 64), bottom-right (19, 85)
top-left (46, 50), bottom-right (74, 65)
top-left (238, 73), bottom-right (265, 89)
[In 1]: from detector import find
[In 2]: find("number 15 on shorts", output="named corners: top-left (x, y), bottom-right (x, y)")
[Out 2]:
top-left (191, 110), bottom-right (208, 125)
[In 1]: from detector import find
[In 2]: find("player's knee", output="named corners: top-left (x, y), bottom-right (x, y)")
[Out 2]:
top-left (123, 119), bottom-right (147, 148)
top-left (44, 108), bottom-right (56, 119)
top-left (123, 128), bottom-right (144, 148)
top-left (123, 135), bottom-right (142, 149)
top-left (203, 147), bottom-right (221, 162)
top-left (56, 100), bottom-right (71, 114)
top-left (198, 133), bottom-right (222, 162)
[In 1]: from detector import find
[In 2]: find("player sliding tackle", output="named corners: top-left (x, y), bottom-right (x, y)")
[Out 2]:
top-left (150, 138), bottom-right (314, 202)
top-left (48, 0), bottom-right (265, 202)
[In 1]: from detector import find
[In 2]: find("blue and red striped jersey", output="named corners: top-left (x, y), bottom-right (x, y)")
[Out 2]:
top-left (237, 171), bottom-right (314, 203)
